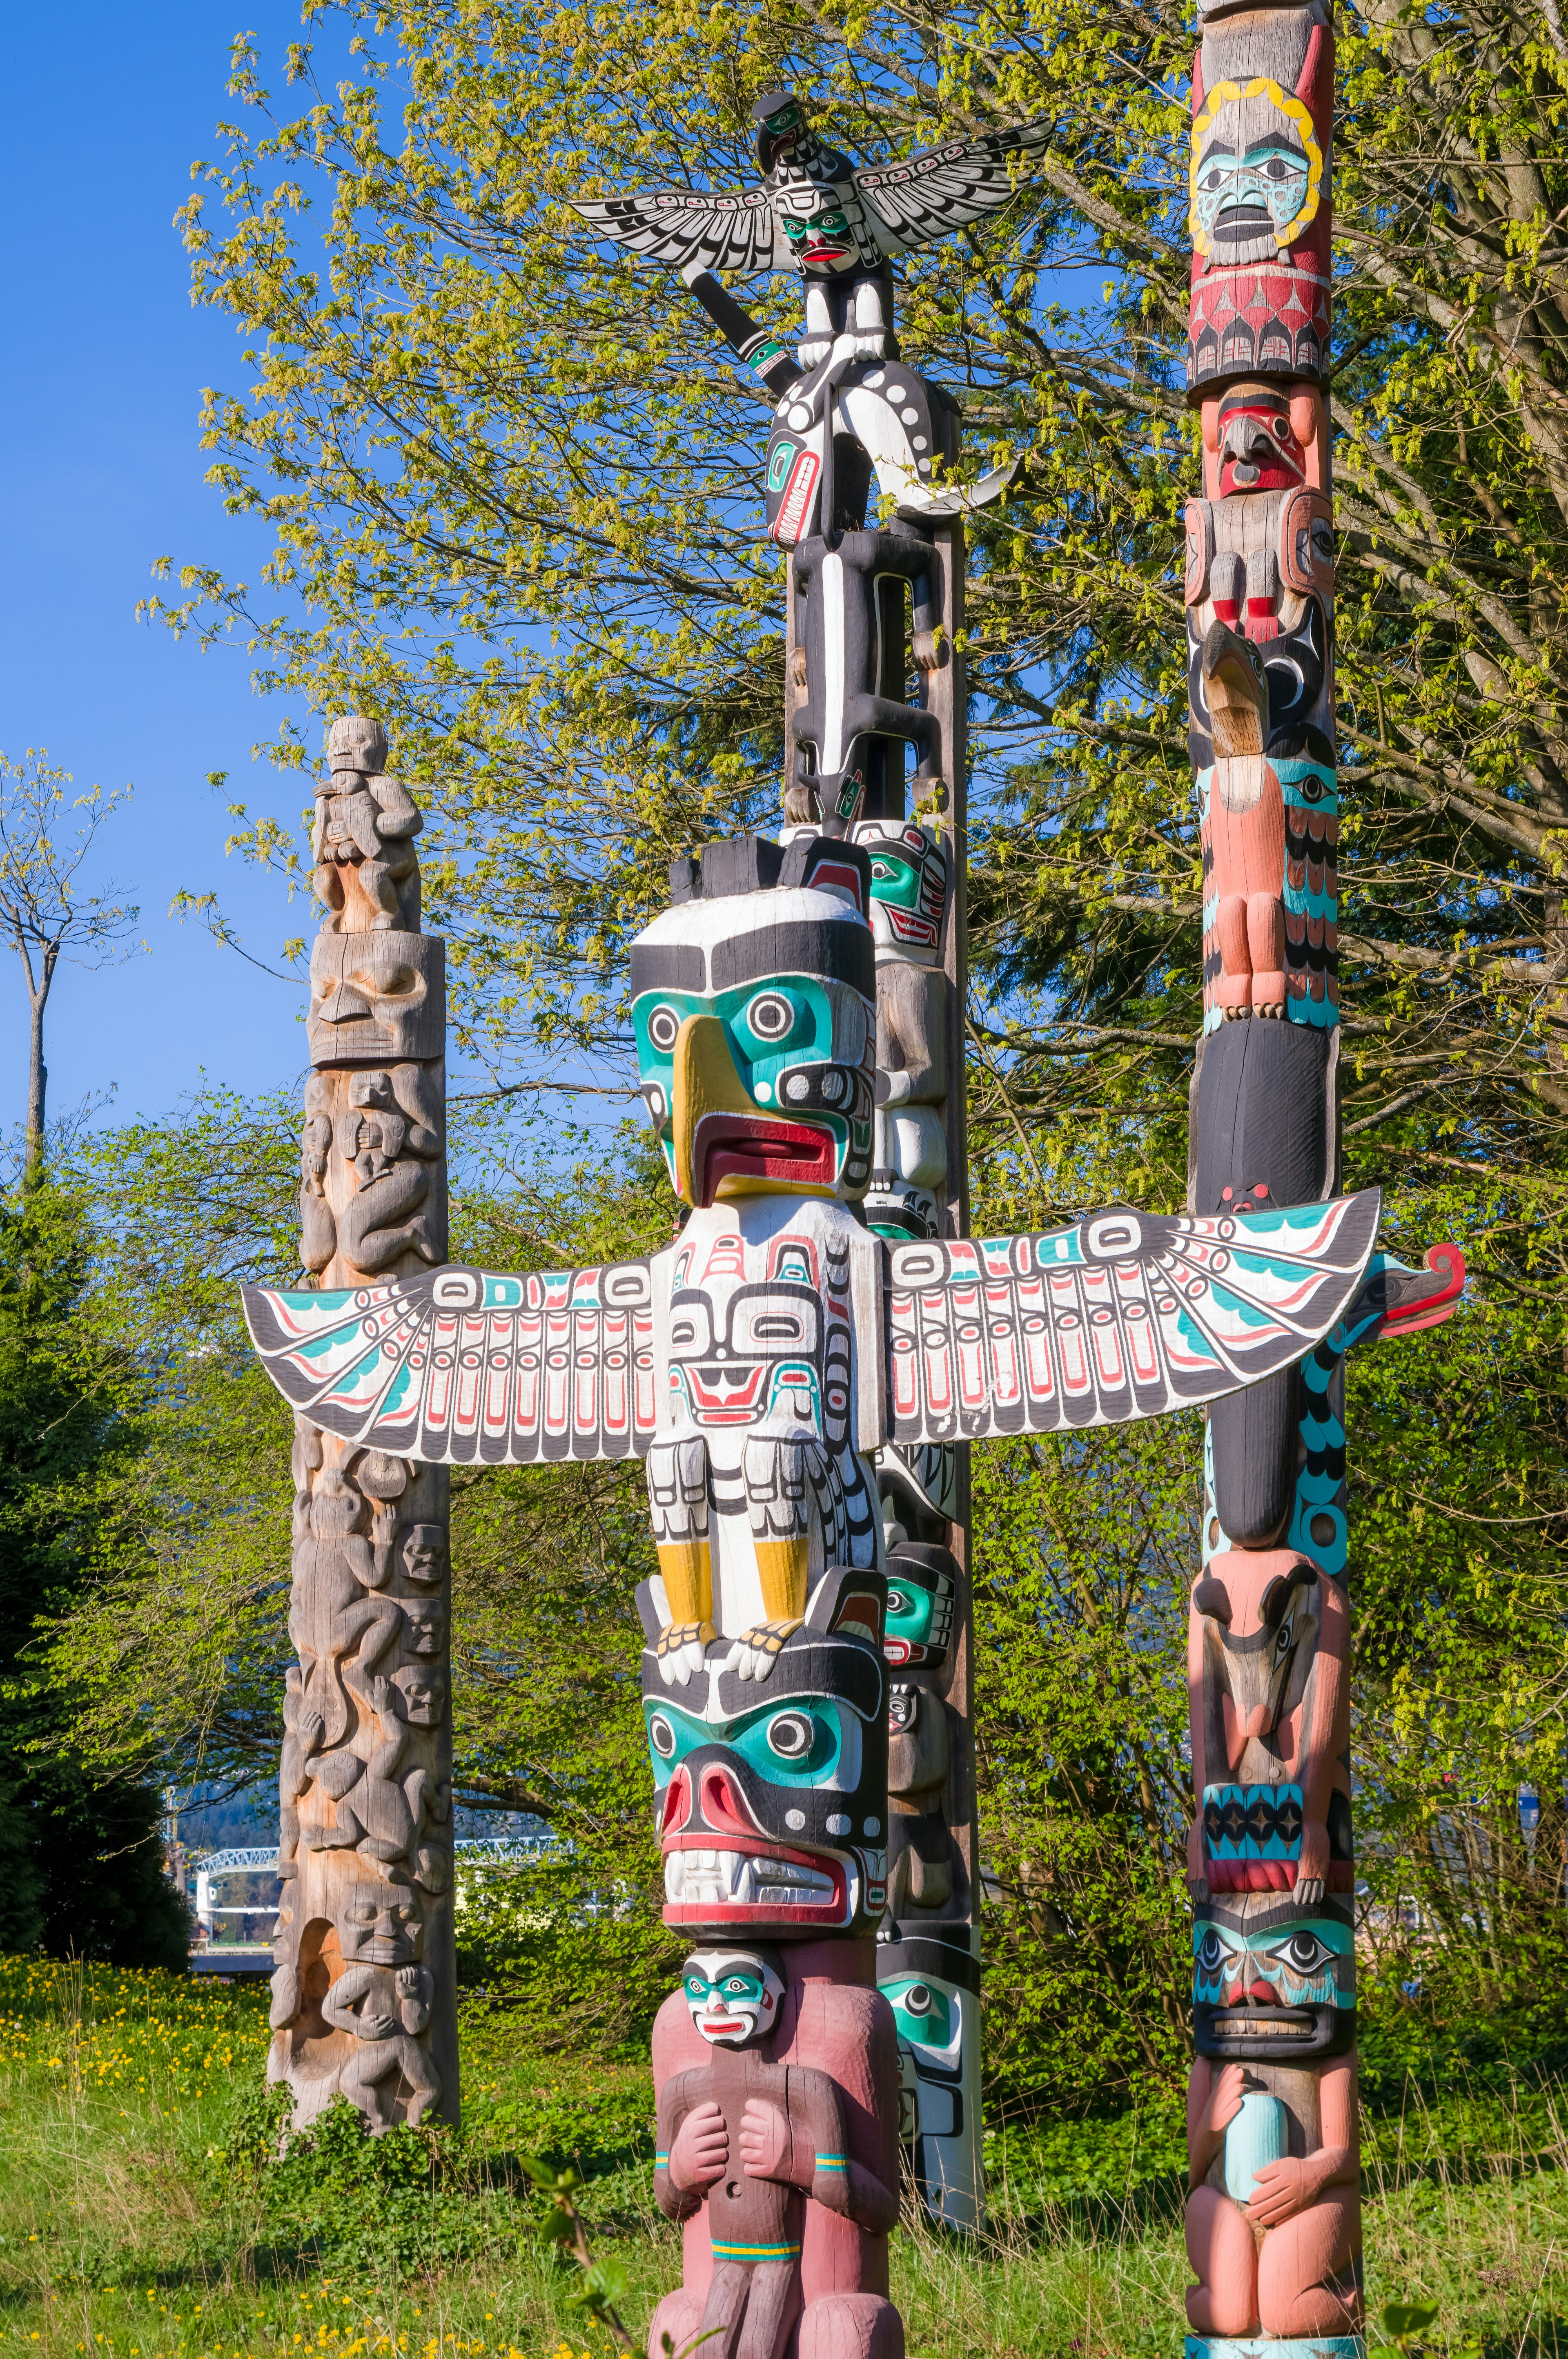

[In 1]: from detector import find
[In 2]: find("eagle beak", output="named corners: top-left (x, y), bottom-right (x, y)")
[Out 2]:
top-left (672, 1014), bottom-right (754, 1206)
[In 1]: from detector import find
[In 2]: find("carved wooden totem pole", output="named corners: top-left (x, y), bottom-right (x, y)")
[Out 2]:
top-left (1181, 12), bottom-right (1463, 2356)
top-left (270, 715), bottom-right (457, 2127)
top-left (242, 85), bottom-right (1438, 2359)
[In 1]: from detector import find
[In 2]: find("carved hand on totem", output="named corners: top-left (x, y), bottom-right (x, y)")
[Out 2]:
top-left (1294, 1819), bottom-right (1330, 1907)
top-left (669, 2098), bottom-right (728, 2193)
top-left (1247, 2153), bottom-right (1328, 2229)
top-left (1199, 2061), bottom-right (1248, 2145)
top-left (737, 2096), bottom-right (796, 2183)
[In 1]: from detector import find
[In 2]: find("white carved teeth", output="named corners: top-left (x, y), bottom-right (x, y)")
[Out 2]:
top-left (663, 1848), bottom-right (835, 1905)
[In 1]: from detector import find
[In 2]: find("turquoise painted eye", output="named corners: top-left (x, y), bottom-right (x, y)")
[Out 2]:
top-left (686, 1975), bottom-right (708, 1996)
top-left (783, 216), bottom-right (806, 235)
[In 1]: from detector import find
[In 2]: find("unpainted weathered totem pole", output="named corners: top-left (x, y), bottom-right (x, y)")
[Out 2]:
top-left (244, 87), bottom-right (1429, 2359)
top-left (1180, 13), bottom-right (1463, 2355)
top-left (269, 715), bottom-right (457, 2127)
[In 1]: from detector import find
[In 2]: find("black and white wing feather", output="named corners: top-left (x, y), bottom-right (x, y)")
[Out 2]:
top-left (572, 185), bottom-right (787, 279)
top-left (855, 119), bottom-right (1052, 256)
top-left (884, 1190), bottom-right (1381, 1444)
top-left (241, 1262), bottom-right (659, 1465)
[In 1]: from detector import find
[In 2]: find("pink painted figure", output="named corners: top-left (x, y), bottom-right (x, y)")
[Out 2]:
top-left (1186, 2052), bottom-right (1362, 2338)
top-left (1187, 1547), bottom-right (1351, 1903)
top-left (649, 1943), bottom-right (903, 2359)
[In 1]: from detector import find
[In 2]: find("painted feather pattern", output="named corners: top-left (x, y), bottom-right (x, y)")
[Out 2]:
top-left (882, 1191), bottom-right (1381, 1444)
top-left (243, 1189), bottom-right (1381, 1464)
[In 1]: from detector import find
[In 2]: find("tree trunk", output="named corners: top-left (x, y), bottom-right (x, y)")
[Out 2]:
top-left (25, 987), bottom-right (47, 1177)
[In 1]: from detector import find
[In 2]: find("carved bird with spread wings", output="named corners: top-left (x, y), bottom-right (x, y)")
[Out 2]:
top-left (573, 87), bottom-right (1052, 366)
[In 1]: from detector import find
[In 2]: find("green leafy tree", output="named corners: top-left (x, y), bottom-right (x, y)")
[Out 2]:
top-left (109, 0), bottom-right (1568, 2087)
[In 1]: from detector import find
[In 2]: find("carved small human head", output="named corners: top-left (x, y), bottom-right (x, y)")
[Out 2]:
top-left (400, 1523), bottom-right (448, 1585)
top-left (402, 1600), bottom-right (447, 1656)
top-left (339, 1882), bottom-right (423, 1966)
top-left (681, 1947), bottom-right (787, 2047)
top-left (393, 1666), bottom-right (446, 1725)
top-left (326, 714), bottom-right (388, 776)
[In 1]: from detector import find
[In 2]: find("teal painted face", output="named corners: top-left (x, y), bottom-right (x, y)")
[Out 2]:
top-left (1192, 1913), bottom-right (1354, 2011)
top-left (682, 1947), bottom-right (786, 2046)
top-left (632, 972), bottom-right (872, 1196)
top-left (646, 1690), bottom-right (853, 1793)
top-left (882, 1551), bottom-right (955, 1669)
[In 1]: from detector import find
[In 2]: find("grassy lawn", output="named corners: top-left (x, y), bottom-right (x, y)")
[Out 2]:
top-left (0, 1960), bottom-right (1561, 2359)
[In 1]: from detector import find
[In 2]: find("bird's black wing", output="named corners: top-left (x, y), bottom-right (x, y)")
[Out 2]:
top-left (573, 185), bottom-right (788, 278)
top-left (855, 120), bottom-right (1052, 255)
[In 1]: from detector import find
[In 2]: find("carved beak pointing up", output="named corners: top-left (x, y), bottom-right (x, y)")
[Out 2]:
top-left (671, 1012), bottom-right (836, 1207)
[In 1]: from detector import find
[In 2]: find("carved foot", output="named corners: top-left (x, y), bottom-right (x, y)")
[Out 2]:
top-left (797, 338), bottom-right (832, 366)
top-left (655, 1619), bottom-right (715, 1686)
top-left (725, 1617), bottom-right (804, 1682)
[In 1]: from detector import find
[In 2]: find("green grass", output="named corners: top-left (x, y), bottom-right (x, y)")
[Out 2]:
top-left (0, 1958), bottom-right (1561, 2359)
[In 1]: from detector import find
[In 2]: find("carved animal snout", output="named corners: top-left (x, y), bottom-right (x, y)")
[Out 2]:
top-left (1201, 620), bottom-right (1268, 760)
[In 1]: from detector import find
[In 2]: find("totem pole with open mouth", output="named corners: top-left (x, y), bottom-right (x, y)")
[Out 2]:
top-left (243, 78), bottom-right (1466, 2359)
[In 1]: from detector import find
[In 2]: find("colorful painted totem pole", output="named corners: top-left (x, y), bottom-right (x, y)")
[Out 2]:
top-left (241, 86), bottom-right (1450, 2359)
top-left (270, 714), bottom-right (457, 2128)
top-left (1181, 13), bottom-right (1463, 2357)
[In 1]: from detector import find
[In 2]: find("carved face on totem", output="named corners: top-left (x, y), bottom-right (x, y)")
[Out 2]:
top-left (630, 840), bottom-right (876, 1207)
top-left (882, 1543), bottom-right (956, 1670)
top-left (308, 932), bottom-right (445, 1064)
top-left (853, 817), bottom-right (948, 967)
top-left (1189, 81), bottom-right (1325, 265)
top-left (1207, 384), bottom-right (1320, 496)
top-left (681, 1947), bottom-right (788, 2047)
top-left (400, 1523), bottom-right (448, 1585)
top-left (639, 1567), bottom-right (888, 1934)
top-left (326, 714), bottom-right (388, 776)
top-left (393, 1666), bottom-right (446, 1726)
top-left (339, 1884), bottom-right (423, 1967)
top-left (1192, 1893), bottom-right (1355, 2060)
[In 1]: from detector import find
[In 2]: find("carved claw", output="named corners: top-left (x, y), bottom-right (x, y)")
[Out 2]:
top-left (655, 1620), bottom-right (715, 1687)
top-left (725, 1617), bottom-right (804, 1683)
top-left (797, 338), bottom-right (832, 366)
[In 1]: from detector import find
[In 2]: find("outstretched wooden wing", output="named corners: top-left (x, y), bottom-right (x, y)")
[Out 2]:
top-left (855, 120), bottom-right (1053, 255)
top-left (572, 185), bottom-right (786, 279)
top-left (883, 1191), bottom-right (1382, 1443)
top-left (242, 1261), bottom-right (659, 1465)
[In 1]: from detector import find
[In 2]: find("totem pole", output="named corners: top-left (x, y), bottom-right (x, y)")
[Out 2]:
top-left (269, 714), bottom-right (457, 2127)
top-left (243, 86), bottom-right (1441, 2359)
top-left (577, 82), bottom-right (1035, 2235)
top-left (1181, 14), bottom-right (1463, 2355)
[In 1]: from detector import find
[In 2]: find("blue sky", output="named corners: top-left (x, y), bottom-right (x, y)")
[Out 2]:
top-left (0, 2), bottom-right (335, 1139)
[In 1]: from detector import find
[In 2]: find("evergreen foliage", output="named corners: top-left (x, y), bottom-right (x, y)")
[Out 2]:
top-left (0, 1177), bottom-right (188, 1969)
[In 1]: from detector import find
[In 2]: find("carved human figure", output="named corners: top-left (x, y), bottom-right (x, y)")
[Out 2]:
top-left (313, 715), bottom-right (424, 934)
top-left (650, 1947), bottom-right (901, 2359)
top-left (1186, 2051), bottom-right (1361, 2340)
